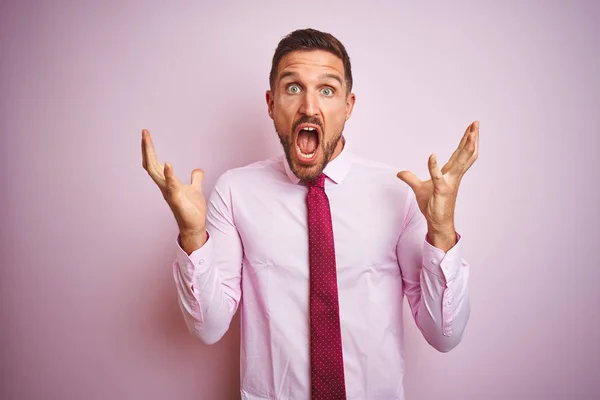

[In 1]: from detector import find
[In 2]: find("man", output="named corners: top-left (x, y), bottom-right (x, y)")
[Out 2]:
top-left (142, 28), bottom-right (478, 400)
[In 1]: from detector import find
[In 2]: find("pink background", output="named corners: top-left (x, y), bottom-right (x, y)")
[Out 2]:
top-left (1, 1), bottom-right (599, 399)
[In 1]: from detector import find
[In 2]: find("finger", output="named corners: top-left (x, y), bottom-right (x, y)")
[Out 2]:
top-left (396, 170), bottom-right (421, 192)
top-left (461, 121), bottom-right (477, 149)
top-left (441, 158), bottom-right (452, 175)
top-left (472, 121), bottom-right (479, 161)
top-left (142, 129), bottom-right (154, 170)
top-left (465, 121), bottom-right (479, 163)
top-left (454, 124), bottom-right (471, 156)
top-left (428, 154), bottom-right (444, 186)
top-left (460, 122), bottom-right (479, 168)
top-left (442, 121), bottom-right (477, 173)
top-left (190, 168), bottom-right (205, 191)
top-left (141, 130), bottom-right (148, 169)
top-left (142, 129), bottom-right (163, 173)
top-left (164, 162), bottom-right (182, 192)
top-left (452, 138), bottom-right (473, 176)
top-left (451, 122), bottom-right (476, 159)
top-left (447, 122), bottom-right (479, 177)
top-left (142, 130), bottom-right (163, 186)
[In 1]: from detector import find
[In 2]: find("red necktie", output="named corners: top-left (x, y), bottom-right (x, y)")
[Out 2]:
top-left (305, 173), bottom-right (347, 400)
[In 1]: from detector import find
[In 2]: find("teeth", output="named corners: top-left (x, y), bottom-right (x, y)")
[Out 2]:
top-left (301, 127), bottom-right (316, 131)
top-left (296, 145), bottom-right (316, 158)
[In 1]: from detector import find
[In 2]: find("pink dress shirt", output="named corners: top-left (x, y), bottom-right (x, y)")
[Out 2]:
top-left (172, 138), bottom-right (471, 400)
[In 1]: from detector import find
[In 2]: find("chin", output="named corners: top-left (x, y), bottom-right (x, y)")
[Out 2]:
top-left (282, 143), bottom-right (321, 179)
top-left (290, 159), bottom-right (324, 182)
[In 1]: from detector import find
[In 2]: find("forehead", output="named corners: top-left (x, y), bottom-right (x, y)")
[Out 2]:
top-left (277, 50), bottom-right (345, 82)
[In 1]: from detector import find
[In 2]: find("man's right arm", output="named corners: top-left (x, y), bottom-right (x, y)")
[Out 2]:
top-left (172, 171), bottom-right (243, 345)
top-left (141, 129), bottom-right (242, 345)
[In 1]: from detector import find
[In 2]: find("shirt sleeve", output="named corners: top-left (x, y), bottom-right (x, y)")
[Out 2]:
top-left (396, 188), bottom-right (471, 352)
top-left (172, 171), bottom-right (243, 345)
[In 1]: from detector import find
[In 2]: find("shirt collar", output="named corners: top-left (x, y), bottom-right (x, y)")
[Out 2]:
top-left (283, 135), bottom-right (352, 185)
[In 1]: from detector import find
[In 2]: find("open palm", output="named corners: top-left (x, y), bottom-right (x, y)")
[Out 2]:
top-left (397, 121), bottom-right (479, 232)
top-left (141, 129), bottom-right (207, 237)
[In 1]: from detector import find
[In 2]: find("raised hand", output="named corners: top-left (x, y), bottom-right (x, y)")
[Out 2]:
top-left (141, 129), bottom-right (208, 252)
top-left (396, 121), bottom-right (479, 251)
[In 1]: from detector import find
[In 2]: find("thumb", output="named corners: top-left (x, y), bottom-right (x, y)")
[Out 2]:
top-left (190, 168), bottom-right (205, 190)
top-left (396, 170), bottom-right (421, 191)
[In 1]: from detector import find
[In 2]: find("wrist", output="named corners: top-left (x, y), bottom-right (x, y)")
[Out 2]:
top-left (426, 224), bottom-right (456, 252)
top-left (179, 229), bottom-right (208, 255)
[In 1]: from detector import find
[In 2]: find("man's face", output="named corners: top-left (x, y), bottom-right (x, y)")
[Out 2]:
top-left (266, 50), bottom-right (356, 182)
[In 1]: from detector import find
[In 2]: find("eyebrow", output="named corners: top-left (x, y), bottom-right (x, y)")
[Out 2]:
top-left (278, 71), bottom-right (343, 87)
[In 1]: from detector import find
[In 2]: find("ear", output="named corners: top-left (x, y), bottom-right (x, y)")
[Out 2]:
top-left (266, 90), bottom-right (274, 120)
top-left (345, 92), bottom-right (356, 121)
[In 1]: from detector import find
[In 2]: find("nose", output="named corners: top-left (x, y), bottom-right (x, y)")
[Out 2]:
top-left (299, 91), bottom-right (319, 117)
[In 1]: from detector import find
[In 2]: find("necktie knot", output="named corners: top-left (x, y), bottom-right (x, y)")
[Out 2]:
top-left (305, 173), bottom-right (326, 189)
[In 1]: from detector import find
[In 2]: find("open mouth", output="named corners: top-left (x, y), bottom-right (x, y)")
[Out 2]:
top-left (295, 124), bottom-right (321, 163)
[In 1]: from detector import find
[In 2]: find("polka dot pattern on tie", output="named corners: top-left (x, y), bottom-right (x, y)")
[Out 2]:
top-left (305, 173), bottom-right (347, 400)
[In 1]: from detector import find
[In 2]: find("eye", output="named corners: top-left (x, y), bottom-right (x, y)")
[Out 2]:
top-left (287, 85), bottom-right (301, 94)
top-left (320, 87), bottom-right (334, 96)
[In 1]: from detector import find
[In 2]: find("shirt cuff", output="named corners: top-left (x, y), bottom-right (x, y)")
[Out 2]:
top-left (175, 231), bottom-right (213, 280)
top-left (422, 232), bottom-right (463, 282)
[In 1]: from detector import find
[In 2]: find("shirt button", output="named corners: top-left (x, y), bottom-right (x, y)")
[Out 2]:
top-left (199, 259), bottom-right (204, 265)
top-left (431, 259), bottom-right (438, 265)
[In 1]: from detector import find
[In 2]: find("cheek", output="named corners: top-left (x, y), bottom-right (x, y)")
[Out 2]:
top-left (273, 99), bottom-right (296, 123)
top-left (324, 102), bottom-right (349, 130)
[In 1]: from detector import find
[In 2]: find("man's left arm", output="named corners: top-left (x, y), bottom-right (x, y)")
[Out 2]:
top-left (397, 190), bottom-right (470, 352)
top-left (396, 120), bottom-right (480, 352)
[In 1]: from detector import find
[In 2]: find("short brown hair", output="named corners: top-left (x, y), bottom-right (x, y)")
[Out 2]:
top-left (269, 28), bottom-right (353, 93)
